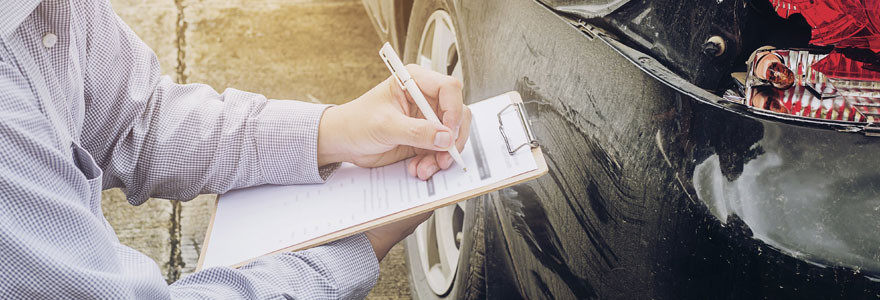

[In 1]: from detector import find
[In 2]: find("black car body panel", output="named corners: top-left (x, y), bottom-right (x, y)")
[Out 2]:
top-left (539, 0), bottom-right (752, 90)
top-left (451, 0), bottom-right (880, 299)
top-left (536, 0), bottom-right (630, 19)
top-left (539, 0), bottom-right (817, 93)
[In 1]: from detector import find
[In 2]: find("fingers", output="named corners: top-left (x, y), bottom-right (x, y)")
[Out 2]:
top-left (454, 106), bottom-right (472, 150)
top-left (385, 115), bottom-right (455, 151)
top-left (407, 155), bottom-right (424, 177)
top-left (407, 153), bottom-right (443, 180)
top-left (437, 152), bottom-right (453, 170)
top-left (402, 106), bottom-right (472, 179)
top-left (405, 64), bottom-right (464, 130)
top-left (383, 65), bottom-right (470, 181)
top-left (364, 210), bottom-right (433, 262)
top-left (416, 154), bottom-right (439, 180)
top-left (436, 107), bottom-right (472, 169)
top-left (405, 211), bottom-right (433, 228)
top-left (436, 108), bottom-right (470, 170)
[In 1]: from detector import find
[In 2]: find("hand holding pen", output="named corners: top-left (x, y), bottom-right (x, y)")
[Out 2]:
top-left (315, 44), bottom-right (472, 180)
top-left (380, 42), bottom-right (468, 172)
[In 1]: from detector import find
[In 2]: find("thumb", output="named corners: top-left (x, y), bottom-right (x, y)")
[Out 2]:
top-left (385, 115), bottom-right (454, 151)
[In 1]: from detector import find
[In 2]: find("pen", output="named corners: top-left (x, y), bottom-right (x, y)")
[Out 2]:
top-left (379, 42), bottom-right (467, 172)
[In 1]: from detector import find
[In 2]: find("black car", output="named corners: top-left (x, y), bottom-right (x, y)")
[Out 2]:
top-left (362, 0), bottom-right (880, 299)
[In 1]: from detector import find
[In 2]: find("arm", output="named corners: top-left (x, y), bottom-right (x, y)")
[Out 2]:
top-left (72, 0), bottom-right (465, 297)
top-left (0, 60), bottom-right (377, 298)
top-left (80, 2), bottom-right (472, 204)
top-left (80, 1), bottom-right (326, 204)
top-left (171, 235), bottom-right (377, 299)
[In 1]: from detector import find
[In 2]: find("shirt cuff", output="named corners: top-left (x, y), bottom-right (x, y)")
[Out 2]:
top-left (300, 233), bottom-right (380, 299)
top-left (255, 99), bottom-right (334, 185)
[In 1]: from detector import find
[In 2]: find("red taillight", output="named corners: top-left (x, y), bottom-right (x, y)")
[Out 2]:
top-left (770, 0), bottom-right (872, 45)
top-left (748, 0), bottom-right (880, 123)
top-left (767, 84), bottom-right (880, 123)
top-left (812, 50), bottom-right (880, 81)
top-left (746, 49), bottom-right (880, 123)
top-left (769, 0), bottom-right (880, 82)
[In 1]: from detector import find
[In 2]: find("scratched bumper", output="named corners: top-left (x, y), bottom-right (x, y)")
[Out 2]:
top-left (457, 0), bottom-right (880, 298)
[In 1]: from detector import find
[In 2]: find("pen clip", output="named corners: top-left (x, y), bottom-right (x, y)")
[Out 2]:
top-left (380, 50), bottom-right (406, 90)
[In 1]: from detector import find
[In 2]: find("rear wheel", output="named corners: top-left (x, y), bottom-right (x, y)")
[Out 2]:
top-left (402, 1), bottom-right (485, 299)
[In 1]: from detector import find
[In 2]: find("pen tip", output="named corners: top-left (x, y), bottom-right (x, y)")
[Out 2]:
top-left (463, 167), bottom-right (468, 172)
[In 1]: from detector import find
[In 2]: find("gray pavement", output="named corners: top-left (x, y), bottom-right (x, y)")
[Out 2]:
top-left (104, 0), bottom-right (411, 297)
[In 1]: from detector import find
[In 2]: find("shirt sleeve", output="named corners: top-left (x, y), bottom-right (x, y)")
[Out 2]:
top-left (171, 234), bottom-right (379, 299)
top-left (79, 0), bottom-right (332, 205)
top-left (0, 58), bottom-right (378, 299)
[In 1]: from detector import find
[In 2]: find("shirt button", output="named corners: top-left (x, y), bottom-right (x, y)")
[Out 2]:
top-left (42, 33), bottom-right (57, 48)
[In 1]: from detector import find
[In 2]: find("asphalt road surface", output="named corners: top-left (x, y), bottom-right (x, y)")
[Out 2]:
top-left (104, 0), bottom-right (410, 298)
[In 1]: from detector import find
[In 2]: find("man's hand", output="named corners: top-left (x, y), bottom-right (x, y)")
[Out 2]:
top-left (317, 65), bottom-right (468, 261)
top-left (364, 212), bottom-right (433, 261)
top-left (317, 64), bottom-right (472, 180)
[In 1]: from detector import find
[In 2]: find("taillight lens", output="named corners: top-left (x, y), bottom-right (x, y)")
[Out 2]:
top-left (813, 49), bottom-right (880, 81)
top-left (769, 0), bottom-right (880, 82)
top-left (770, 0), bottom-right (871, 45)
top-left (746, 49), bottom-right (880, 123)
top-left (745, 1), bottom-right (880, 122)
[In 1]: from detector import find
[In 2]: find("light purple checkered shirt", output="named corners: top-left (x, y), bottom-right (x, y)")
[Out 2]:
top-left (0, 0), bottom-right (379, 298)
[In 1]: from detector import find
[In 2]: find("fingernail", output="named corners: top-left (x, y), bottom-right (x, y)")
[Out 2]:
top-left (434, 131), bottom-right (452, 148)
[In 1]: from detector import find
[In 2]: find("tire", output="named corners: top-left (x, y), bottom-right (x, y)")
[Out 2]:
top-left (402, 1), bottom-right (485, 299)
top-left (403, 198), bottom-right (486, 300)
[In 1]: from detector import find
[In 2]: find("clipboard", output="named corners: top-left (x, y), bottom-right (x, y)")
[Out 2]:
top-left (197, 91), bottom-right (547, 270)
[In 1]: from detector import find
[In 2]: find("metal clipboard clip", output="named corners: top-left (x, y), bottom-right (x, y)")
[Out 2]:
top-left (498, 102), bottom-right (539, 154)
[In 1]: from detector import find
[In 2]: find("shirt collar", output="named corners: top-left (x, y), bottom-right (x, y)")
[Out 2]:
top-left (0, 0), bottom-right (42, 37)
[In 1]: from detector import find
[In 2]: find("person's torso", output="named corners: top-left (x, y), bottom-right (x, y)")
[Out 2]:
top-left (1, 3), bottom-right (167, 292)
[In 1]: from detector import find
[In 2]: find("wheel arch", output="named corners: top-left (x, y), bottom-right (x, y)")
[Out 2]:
top-left (362, 0), bottom-right (415, 52)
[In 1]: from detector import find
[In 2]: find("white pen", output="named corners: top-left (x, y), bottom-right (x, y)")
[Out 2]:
top-left (379, 42), bottom-right (467, 172)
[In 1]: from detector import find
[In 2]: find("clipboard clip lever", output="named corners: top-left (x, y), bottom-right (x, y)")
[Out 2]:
top-left (498, 102), bottom-right (539, 155)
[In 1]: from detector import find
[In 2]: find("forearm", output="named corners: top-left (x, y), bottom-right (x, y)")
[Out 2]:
top-left (80, 4), bottom-right (336, 204)
top-left (93, 77), bottom-right (332, 203)
top-left (1, 57), bottom-right (377, 300)
top-left (171, 234), bottom-right (379, 299)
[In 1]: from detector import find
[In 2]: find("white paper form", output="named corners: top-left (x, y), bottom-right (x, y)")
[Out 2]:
top-left (201, 93), bottom-right (537, 269)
